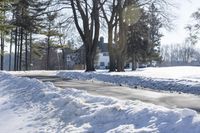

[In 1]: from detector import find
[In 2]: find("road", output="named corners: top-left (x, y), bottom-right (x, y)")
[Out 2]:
top-left (15, 73), bottom-right (200, 112)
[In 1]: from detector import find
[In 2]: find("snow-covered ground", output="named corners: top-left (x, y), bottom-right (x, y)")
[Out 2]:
top-left (1, 72), bottom-right (200, 132)
top-left (57, 66), bottom-right (200, 95)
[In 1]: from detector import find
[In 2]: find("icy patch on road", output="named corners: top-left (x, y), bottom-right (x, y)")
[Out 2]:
top-left (1, 72), bottom-right (200, 132)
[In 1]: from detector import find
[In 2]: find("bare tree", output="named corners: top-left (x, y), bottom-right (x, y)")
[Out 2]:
top-left (101, 0), bottom-right (119, 71)
top-left (70, 0), bottom-right (100, 71)
top-left (114, 0), bottom-right (142, 72)
top-left (191, 8), bottom-right (200, 31)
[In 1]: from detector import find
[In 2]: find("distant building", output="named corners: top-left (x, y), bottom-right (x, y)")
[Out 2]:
top-left (96, 37), bottom-right (109, 69)
top-left (65, 46), bottom-right (85, 70)
top-left (65, 37), bottom-right (110, 70)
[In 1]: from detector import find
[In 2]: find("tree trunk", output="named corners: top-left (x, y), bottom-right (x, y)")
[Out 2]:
top-left (14, 28), bottom-right (18, 71)
top-left (0, 32), bottom-right (4, 70)
top-left (47, 35), bottom-right (50, 70)
top-left (17, 30), bottom-right (21, 71)
top-left (116, 2), bottom-right (127, 72)
top-left (62, 49), bottom-right (66, 70)
top-left (109, 54), bottom-right (116, 71)
top-left (19, 28), bottom-right (23, 71)
top-left (116, 53), bottom-right (125, 72)
top-left (9, 30), bottom-right (13, 71)
top-left (85, 56), bottom-right (95, 72)
top-left (25, 31), bottom-right (28, 70)
top-left (29, 33), bottom-right (32, 69)
top-left (132, 54), bottom-right (137, 71)
top-left (85, 48), bottom-right (95, 72)
top-left (108, 26), bottom-right (116, 72)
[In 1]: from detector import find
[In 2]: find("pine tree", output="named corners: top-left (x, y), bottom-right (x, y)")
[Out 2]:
top-left (0, 0), bottom-right (14, 70)
top-left (12, 0), bottom-right (50, 70)
top-left (147, 3), bottom-right (163, 65)
top-left (127, 4), bottom-right (163, 71)
top-left (127, 9), bottom-right (150, 70)
top-left (41, 12), bottom-right (60, 70)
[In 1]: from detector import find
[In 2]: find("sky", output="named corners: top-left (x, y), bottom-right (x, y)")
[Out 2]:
top-left (161, 0), bottom-right (200, 45)
top-left (4, 0), bottom-right (200, 52)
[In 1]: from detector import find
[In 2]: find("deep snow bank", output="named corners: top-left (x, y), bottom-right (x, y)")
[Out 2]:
top-left (57, 67), bottom-right (200, 95)
top-left (1, 72), bottom-right (200, 133)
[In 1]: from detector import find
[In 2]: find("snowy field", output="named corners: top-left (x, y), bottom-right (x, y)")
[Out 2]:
top-left (1, 72), bottom-right (200, 132)
top-left (57, 66), bottom-right (200, 95)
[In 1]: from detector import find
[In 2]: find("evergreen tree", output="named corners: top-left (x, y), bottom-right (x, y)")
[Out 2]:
top-left (0, 0), bottom-right (14, 70)
top-left (11, 0), bottom-right (50, 70)
top-left (147, 3), bottom-right (163, 65)
top-left (42, 12), bottom-right (60, 70)
top-left (127, 9), bottom-right (149, 70)
top-left (127, 4), bottom-right (163, 71)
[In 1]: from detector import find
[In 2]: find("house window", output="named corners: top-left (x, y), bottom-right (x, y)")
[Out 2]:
top-left (100, 62), bottom-right (105, 66)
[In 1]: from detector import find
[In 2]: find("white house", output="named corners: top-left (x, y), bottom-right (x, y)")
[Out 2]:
top-left (95, 37), bottom-right (110, 69)
top-left (97, 52), bottom-right (109, 69)
top-left (65, 37), bottom-right (110, 70)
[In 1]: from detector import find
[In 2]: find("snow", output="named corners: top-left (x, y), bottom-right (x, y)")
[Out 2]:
top-left (1, 72), bottom-right (200, 132)
top-left (57, 66), bottom-right (200, 95)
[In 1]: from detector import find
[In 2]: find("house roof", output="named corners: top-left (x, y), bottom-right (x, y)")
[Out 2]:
top-left (73, 37), bottom-right (109, 53)
top-left (98, 37), bottom-right (108, 52)
top-left (98, 42), bottom-right (108, 52)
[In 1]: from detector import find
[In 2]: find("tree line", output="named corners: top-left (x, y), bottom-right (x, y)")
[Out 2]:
top-left (161, 7), bottom-right (200, 66)
top-left (69, 0), bottom-right (168, 72)
top-left (0, 0), bottom-right (51, 71)
top-left (1, 0), bottom-right (198, 72)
